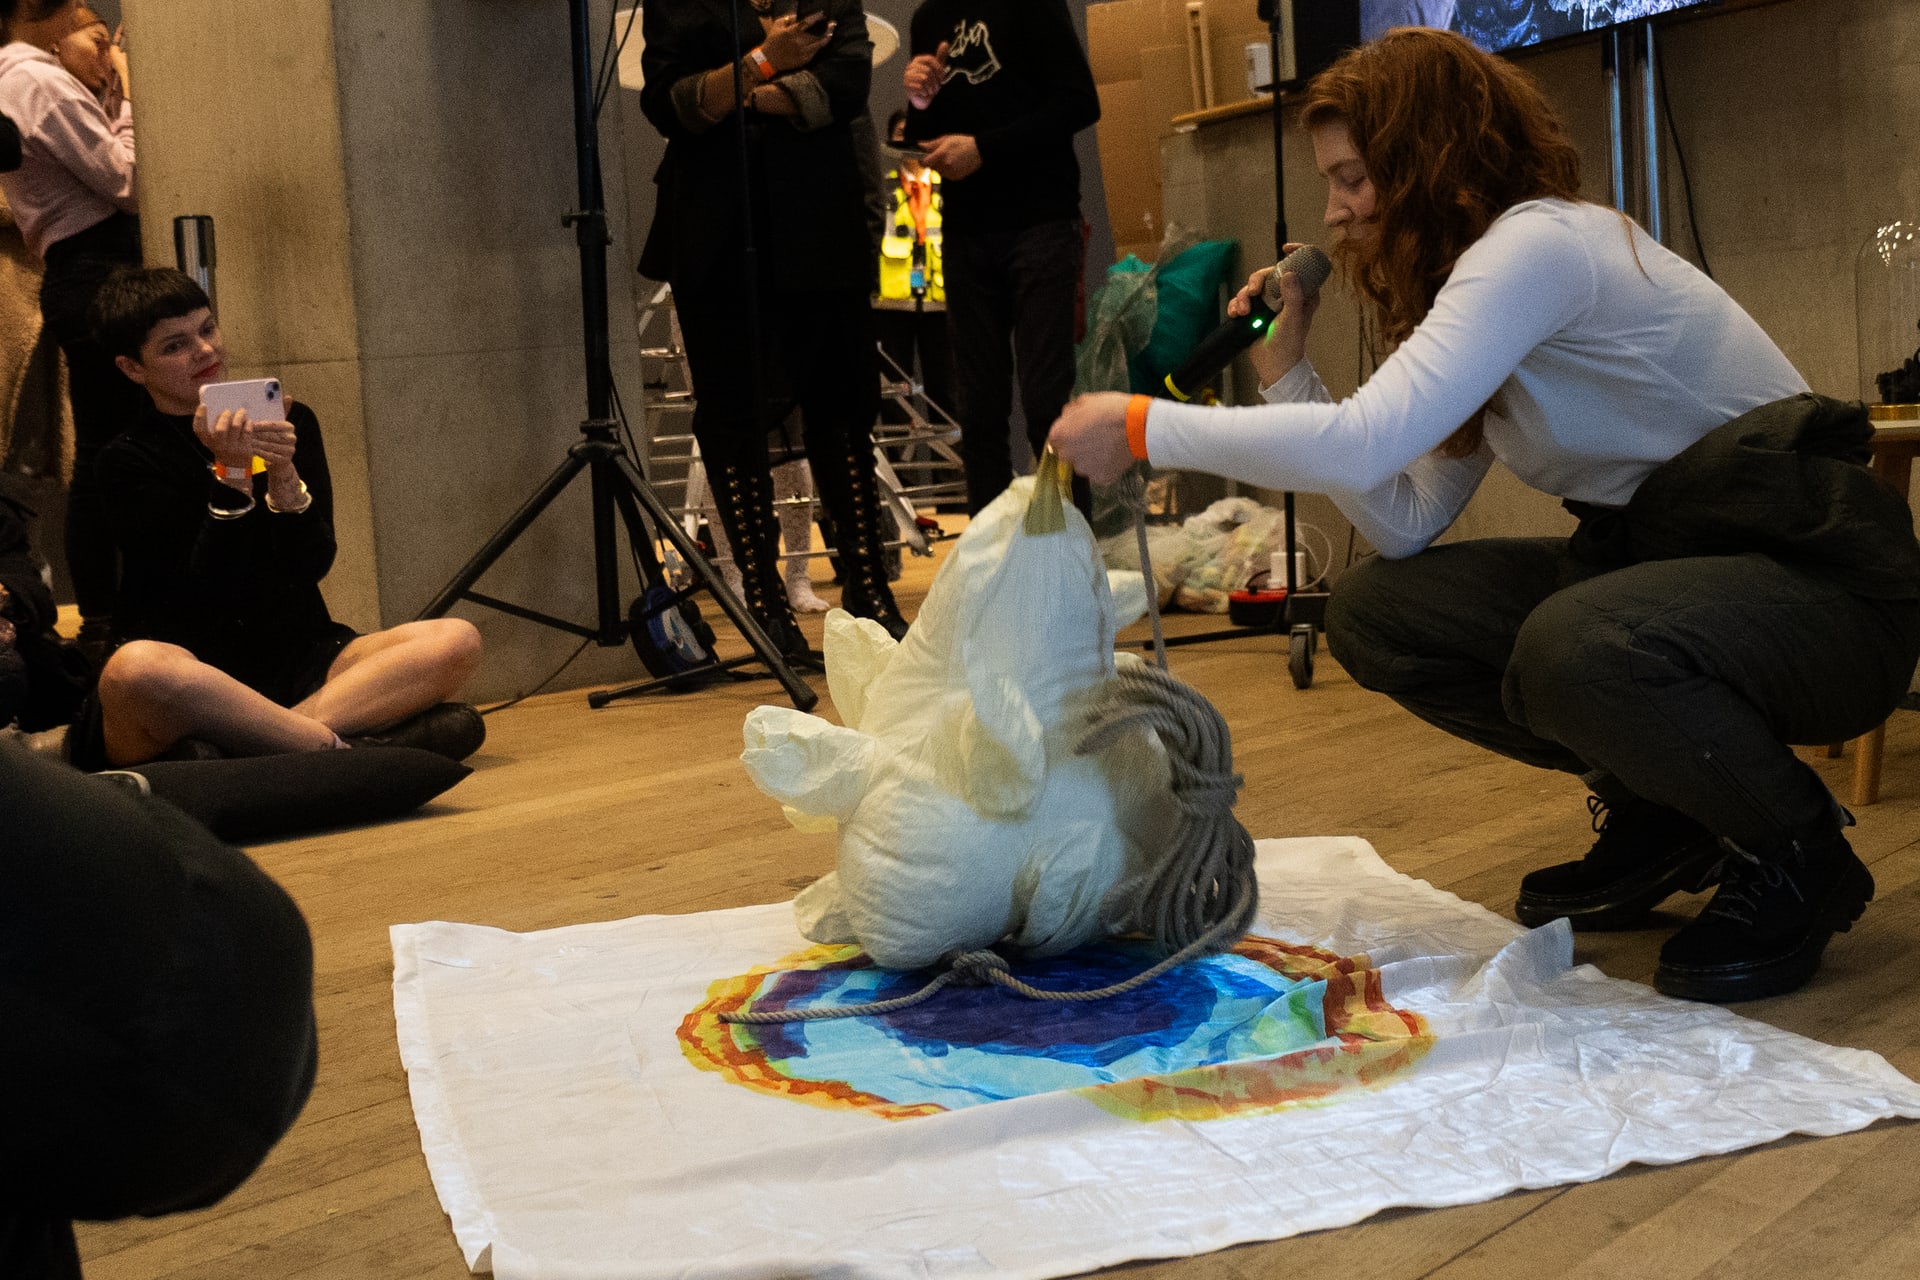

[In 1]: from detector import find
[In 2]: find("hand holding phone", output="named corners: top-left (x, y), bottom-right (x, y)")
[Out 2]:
top-left (198, 378), bottom-right (292, 472)
top-left (763, 9), bottom-right (834, 72)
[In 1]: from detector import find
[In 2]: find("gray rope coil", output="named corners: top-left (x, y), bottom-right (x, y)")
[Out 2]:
top-left (720, 665), bottom-right (1259, 1026)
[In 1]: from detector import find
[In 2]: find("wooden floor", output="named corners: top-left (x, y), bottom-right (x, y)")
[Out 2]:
top-left (73, 532), bottom-right (1920, 1280)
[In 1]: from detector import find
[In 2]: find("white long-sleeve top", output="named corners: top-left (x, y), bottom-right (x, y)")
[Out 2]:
top-left (0, 41), bottom-right (135, 259)
top-left (1143, 198), bottom-right (1809, 557)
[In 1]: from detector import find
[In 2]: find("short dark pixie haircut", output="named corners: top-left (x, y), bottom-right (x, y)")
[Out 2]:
top-left (91, 267), bottom-right (213, 363)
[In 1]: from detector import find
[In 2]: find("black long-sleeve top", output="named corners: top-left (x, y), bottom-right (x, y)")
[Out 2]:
top-left (637, 0), bottom-right (875, 294)
top-left (903, 0), bottom-right (1100, 233)
top-left (97, 400), bottom-right (341, 691)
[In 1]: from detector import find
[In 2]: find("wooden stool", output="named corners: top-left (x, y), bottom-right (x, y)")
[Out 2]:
top-left (1839, 413), bottom-right (1920, 806)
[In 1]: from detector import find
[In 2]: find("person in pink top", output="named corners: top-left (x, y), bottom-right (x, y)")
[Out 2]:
top-left (0, 1), bottom-right (138, 666)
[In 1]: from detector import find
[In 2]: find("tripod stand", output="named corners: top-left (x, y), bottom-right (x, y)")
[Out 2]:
top-left (417, 0), bottom-right (816, 714)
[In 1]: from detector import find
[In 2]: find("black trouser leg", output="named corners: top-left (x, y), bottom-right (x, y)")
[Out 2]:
top-left (1328, 540), bottom-right (1920, 854)
top-left (914, 308), bottom-right (955, 423)
top-left (791, 294), bottom-right (903, 633)
top-left (1505, 553), bottom-right (1920, 852)
top-left (943, 228), bottom-right (1016, 515)
top-left (874, 309), bottom-right (916, 427)
top-left (1326, 539), bottom-right (1601, 773)
top-left (1008, 219), bottom-right (1089, 518)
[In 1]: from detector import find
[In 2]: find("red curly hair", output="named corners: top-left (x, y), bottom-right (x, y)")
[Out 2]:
top-left (1302, 28), bottom-right (1583, 454)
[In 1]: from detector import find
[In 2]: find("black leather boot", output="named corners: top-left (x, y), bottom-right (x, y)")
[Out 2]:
top-left (1514, 793), bottom-right (1725, 930)
top-left (705, 459), bottom-right (821, 669)
top-left (1653, 821), bottom-right (1873, 1003)
top-left (815, 440), bottom-right (910, 641)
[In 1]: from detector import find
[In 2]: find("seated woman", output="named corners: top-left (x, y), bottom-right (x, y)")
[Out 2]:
top-left (71, 268), bottom-right (485, 769)
top-left (1049, 29), bottom-right (1920, 1004)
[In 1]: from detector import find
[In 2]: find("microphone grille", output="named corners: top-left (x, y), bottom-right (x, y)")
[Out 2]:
top-left (1261, 244), bottom-right (1333, 308)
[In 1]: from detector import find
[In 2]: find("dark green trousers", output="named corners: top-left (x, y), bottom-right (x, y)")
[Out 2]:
top-left (1325, 539), bottom-right (1920, 854)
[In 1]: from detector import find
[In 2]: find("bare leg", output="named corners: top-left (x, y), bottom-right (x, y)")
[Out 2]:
top-left (292, 619), bottom-right (482, 735)
top-left (99, 642), bottom-right (339, 766)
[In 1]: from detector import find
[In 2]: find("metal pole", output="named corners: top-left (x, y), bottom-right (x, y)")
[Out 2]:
top-left (1641, 21), bottom-right (1663, 244)
top-left (1268, 9), bottom-right (1288, 255)
top-left (1604, 32), bottom-right (1626, 214)
top-left (172, 214), bottom-right (216, 311)
top-left (566, 0), bottom-right (614, 422)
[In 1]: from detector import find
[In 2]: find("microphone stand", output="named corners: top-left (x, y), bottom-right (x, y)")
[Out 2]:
top-left (1143, 0), bottom-right (1325, 690)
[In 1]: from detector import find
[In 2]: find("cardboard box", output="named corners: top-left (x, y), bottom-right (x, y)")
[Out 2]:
top-left (1094, 79), bottom-right (1165, 249)
top-left (1212, 15), bottom-right (1274, 105)
top-left (1152, 0), bottom-right (1270, 109)
top-left (1086, 0), bottom-right (1160, 87)
top-left (1140, 44), bottom-right (1195, 123)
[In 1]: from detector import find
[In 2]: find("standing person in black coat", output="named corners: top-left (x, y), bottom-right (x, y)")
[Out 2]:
top-left (639, 0), bottom-right (908, 657)
top-left (903, 0), bottom-right (1099, 517)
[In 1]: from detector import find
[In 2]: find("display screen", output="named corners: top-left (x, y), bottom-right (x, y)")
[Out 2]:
top-left (1363, 1), bottom-right (1717, 53)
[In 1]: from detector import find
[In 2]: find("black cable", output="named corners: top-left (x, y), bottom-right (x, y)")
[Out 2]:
top-left (594, 2), bottom-right (642, 121)
top-left (608, 376), bottom-right (663, 590)
top-left (478, 636), bottom-right (594, 715)
top-left (590, 1), bottom-right (619, 119)
top-left (1656, 50), bottom-right (1712, 279)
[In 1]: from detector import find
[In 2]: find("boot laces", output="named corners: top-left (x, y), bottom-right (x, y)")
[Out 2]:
top-left (1701, 852), bottom-right (1803, 927)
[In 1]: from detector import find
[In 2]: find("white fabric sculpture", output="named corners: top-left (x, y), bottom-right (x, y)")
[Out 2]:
top-left (740, 472), bottom-right (1174, 970)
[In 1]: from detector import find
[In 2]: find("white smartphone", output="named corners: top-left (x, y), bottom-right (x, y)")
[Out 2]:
top-left (198, 377), bottom-right (285, 423)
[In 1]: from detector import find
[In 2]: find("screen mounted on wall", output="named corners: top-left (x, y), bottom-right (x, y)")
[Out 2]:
top-left (1276, 1), bottom-right (1719, 90)
top-left (1373, 1), bottom-right (1717, 53)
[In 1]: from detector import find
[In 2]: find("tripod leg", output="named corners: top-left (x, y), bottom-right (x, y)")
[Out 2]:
top-left (418, 447), bottom-right (593, 619)
top-left (610, 452), bottom-right (818, 712)
top-left (589, 453), bottom-right (625, 644)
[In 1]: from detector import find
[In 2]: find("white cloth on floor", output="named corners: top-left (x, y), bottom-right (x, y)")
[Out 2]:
top-left (392, 837), bottom-right (1920, 1280)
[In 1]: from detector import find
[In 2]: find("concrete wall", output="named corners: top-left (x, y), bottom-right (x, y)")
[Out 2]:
top-left (1159, 0), bottom-right (1920, 557)
top-left (124, 0), bottom-right (651, 701)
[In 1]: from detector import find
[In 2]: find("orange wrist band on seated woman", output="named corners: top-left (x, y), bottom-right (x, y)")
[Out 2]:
top-left (1125, 394), bottom-right (1152, 461)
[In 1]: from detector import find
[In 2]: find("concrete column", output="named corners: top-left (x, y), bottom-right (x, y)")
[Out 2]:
top-left (124, 0), bottom-right (651, 701)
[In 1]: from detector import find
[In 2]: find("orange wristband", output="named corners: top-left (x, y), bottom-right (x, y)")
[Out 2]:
top-left (748, 46), bottom-right (777, 80)
top-left (1125, 394), bottom-right (1152, 461)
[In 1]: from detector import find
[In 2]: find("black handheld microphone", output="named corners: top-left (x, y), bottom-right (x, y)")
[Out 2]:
top-left (1162, 244), bottom-right (1333, 402)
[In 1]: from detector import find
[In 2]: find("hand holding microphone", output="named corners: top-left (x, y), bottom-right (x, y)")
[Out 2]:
top-left (1163, 243), bottom-right (1332, 402)
top-left (1050, 243), bottom-right (1332, 487)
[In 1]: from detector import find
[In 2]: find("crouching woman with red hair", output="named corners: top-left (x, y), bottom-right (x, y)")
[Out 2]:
top-left (1050, 28), bottom-right (1920, 1003)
